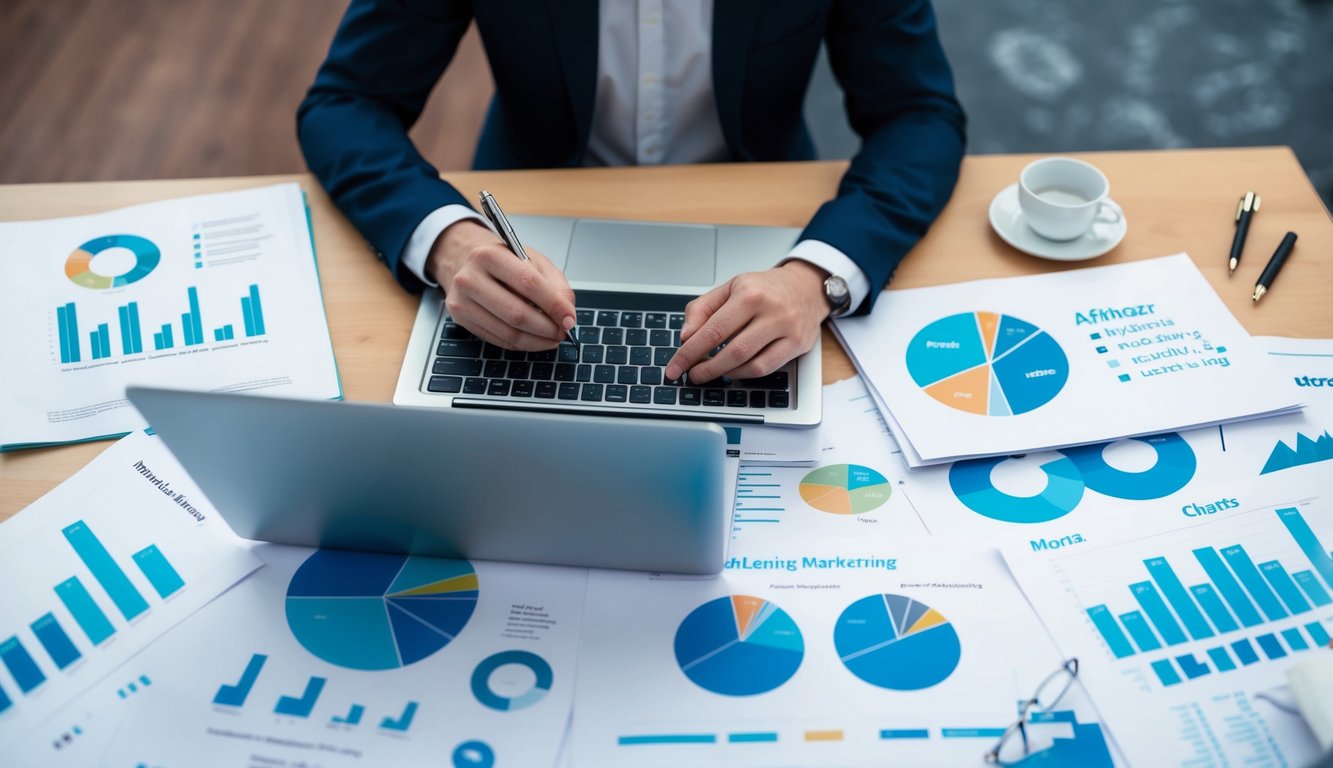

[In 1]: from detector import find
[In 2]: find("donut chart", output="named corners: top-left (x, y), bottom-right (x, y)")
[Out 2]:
top-left (799, 464), bottom-right (891, 515)
top-left (285, 549), bottom-right (479, 670)
top-left (65, 234), bottom-right (160, 289)
top-left (470, 650), bottom-right (553, 711)
top-left (906, 312), bottom-right (1068, 416)
top-left (673, 595), bottom-right (804, 696)
top-left (1062, 433), bottom-right (1197, 500)
top-left (834, 594), bottom-right (962, 690)
top-left (950, 454), bottom-right (1086, 524)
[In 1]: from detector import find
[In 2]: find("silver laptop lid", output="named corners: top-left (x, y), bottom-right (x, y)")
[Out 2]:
top-left (128, 387), bottom-right (731, 574)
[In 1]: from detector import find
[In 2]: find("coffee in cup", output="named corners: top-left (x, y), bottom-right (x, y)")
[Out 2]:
top-left (1018, 157), bottom-right (1122, 241)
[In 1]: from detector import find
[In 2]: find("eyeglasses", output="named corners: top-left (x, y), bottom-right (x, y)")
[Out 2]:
top-left (983, 657), bottom-right (1080, 765)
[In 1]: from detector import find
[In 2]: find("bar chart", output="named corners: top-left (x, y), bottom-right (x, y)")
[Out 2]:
top-left (54, 283), bottom-right (267, 364)
top-left (0, 520), bottom-right (185, 717)
top-left (1080, 505), bottom-right (1333, 687)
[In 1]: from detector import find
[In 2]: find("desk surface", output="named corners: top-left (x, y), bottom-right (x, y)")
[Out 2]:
top-left (2, 147), bottom-right (1330, 520)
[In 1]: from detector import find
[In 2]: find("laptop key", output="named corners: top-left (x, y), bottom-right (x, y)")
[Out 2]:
top-left (645, 312), bottom-right (667, 329)
top-left (437, 339), bottom-right (482, 357)
top-left (580, 383), bottom-right (604, 401)
top-left (601, 327), bottom-right (624, 345)
top-left (653, 347), bottom-right (675, 366)
top-left (649, 329), bottom-right (674, 346)
top-left (581, 345), bottom-right (605, 364)
top-left (596, 310), bottom-right (618, 326)
top-left (427, 375), bottom-right (463, 393)
top-left (593, 364), bottom-right (616, 384)
top-left (558, 343), bottom-right (580, 362)
top-left (669, 313), bottom-right (685, 329)
top-left (576, 364), bottom-right (592, 382)
top-left (440, 322), bottom-right (475, 340)
top-left (463, 377), bottom-right (488, 395)
top-left (576, 309), bottom-right (595, 325)
top-left (554, 363), bottom-right (576, 381)
top-left (531, 362), bottom-right (554, 379)
top-left (727, 390), bottom-right (748, 407)
top-left (511, 380), bottom-right (534, 397)
top-left (483, 360), bottom-right (508, 378)
top-left (557, 383), bottom-right (579, 400)
top-left (577, 326), bottom-right (601, 345)
top-left (507, 361), bottom-right (531, 379)
top-left (679, 388), bottom-right (702, 406)
top-left (630, 346), bottom-right (652, 366)
top-left (487, 379), bottom-right (511, 397)
top-left (749, 390), bottom-right (767, 408)
top-left (739, 371), bottom-right (789, 390)
top-left (653, 387), bottom-right (678, 405)
top-left (626, 328), bottom-right (648, 346)
top-left (617, 366), bottom-right (637, 385)
top-left (605, 384), bottom-right (628, 402)
top-left (482, 343), bottom-right (504, 360)
top-left (769, 391), bottom-right (790, 408)
top-left (434, 358), bottom-right (483, 376)
top-left (629, 385), bottom-right (652, 404)
top-left (503, 348), bottom-right (526, 361)
top-left (703, 389), bottom-right (725, 407)
top-left (605, 345), bottom-right (629, 365)
top-left (640, 367), bottom-right (663, 385)
top-left (535, 381), bottom-right (557, 399)
top-left (529, 348), bottom-right (557, 362)
top-left (619, 311), bottom-right (642, 328)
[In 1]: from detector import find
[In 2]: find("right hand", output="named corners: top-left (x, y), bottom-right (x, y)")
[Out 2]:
top-left (426, 219), bottom-right (576, 350)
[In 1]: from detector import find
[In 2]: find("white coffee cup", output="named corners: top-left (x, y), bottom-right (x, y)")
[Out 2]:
top-left (1018, 157), bottom-right (1122, 241)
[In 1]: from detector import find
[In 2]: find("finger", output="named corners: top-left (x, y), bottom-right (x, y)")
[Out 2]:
top-left (665, 298), bottom-right (753, 382)
top-left (679, 282), bottom-right (732, 343)
top-left (489, 249), bottom-right (576, 333)
top-left (685, 323), bottom-right (778, 383)
top-left (726, 337), bottom-right (805, 380)
top-left (456, 266), bottom-right (566, 341)
top-left (446, 293), bottom-right (565, 351)
top-left (526, 249), bottom-right (578, 320)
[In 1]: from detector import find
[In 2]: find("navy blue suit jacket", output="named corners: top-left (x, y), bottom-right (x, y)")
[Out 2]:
top-left (298, 0), bottom-right (966, 314)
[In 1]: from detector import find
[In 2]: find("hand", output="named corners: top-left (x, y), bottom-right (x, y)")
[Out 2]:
top-left (427, 219), bottom-right (576, 350)
top-left (665, 261), bottom-right (829, 383)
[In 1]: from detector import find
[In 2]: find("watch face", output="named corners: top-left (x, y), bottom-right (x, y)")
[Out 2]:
top-left (825, 275), bottom-right (851, 315)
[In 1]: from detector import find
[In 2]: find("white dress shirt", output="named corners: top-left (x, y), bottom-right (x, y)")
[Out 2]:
top-left (401, 0), bottom-right (869, 315)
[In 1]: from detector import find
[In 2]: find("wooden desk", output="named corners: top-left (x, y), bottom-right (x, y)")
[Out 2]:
top-left (2, 147), bottom-right (1330, 520)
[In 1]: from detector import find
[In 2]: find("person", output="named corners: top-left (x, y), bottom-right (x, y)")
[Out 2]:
top-left (298, 0), bottom-right (965, 382)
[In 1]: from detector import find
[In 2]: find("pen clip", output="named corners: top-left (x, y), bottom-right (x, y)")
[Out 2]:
top-left (1236, 191), bottom-right (1259, 221)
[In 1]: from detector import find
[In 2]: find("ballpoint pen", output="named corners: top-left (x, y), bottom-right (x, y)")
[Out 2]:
top-left (1229, 191), bottom-right (1260, 274)
top-left (478, 190), bottom-right (580, 348)
top-left (1253, 231), bottom-right (1296, 303)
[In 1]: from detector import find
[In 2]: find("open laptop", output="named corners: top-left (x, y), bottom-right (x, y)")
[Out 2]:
top-left (128, 387), bottom-right (732, 574)
top-left (393, 215), bottom-right (822, 427)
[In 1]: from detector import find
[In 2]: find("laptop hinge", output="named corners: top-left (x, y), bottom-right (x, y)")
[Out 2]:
top-left (449, 398), bottom-right (766, 424)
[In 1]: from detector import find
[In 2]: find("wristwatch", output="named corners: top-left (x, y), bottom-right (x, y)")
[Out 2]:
top-left (823, 274), bottom-right (852, 318)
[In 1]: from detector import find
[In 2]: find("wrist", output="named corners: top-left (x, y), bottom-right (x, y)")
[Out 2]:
top-left (780, 260), bottom-right (835, 319)
top-left (427, 219), bottom-right (497, 289)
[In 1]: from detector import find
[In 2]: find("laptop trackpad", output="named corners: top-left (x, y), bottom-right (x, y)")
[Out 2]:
top-left (564, 220), bottom-right (717, 287)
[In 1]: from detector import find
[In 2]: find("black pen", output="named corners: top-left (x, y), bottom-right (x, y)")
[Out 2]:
top-left (478, 190), bottom-right (579, 348)
top-left (1253, 232), bottom-right (1296, 303)
top-left (1229, 191), bottom-right (1260, 274)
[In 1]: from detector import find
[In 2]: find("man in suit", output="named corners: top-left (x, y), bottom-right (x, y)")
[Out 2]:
top-left (299, 0), bottom-right (965, 381)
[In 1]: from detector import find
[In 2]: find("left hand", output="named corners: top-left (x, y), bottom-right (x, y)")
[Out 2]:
top-left (665, 261), bottom-right (829, 383)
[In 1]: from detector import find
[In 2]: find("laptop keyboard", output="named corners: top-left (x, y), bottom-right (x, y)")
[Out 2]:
top-left (423, 298), bottom-right (793, 415)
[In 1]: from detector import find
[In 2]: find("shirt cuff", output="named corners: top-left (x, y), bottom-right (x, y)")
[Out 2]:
top-left (782, 240), bottom-right (871, 315)
top-left (401, 205), bottom-right (491, 286)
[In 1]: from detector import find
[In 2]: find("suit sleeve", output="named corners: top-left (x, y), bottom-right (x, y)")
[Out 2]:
top-left (800, 0), bottom-right (966, 314)
top-left (297, 0), bottom-right (476, 291)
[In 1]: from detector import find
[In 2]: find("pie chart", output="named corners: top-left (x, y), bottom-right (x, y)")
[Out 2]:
top-left (65, 234), bottom-right (160, 289)
top-left (799, 464), bottom-right (891, 515)
top-left (286, 549), bottom-right (479, 670)
top-left (906, 311), bottom-right (1068, 416)
top-left (673, 595), bottom-right (804, 696)
top-left (834, 594), bottom-right (962, 690)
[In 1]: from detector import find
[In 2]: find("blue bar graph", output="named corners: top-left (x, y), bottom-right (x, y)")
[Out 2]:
top-left (1, 636), bottom-right (47, 693)
top-left (1231, 639), bottom-right (1260, 665)
top-left (942, 728), bottom-right (1008, 739)
top-left (247, 284), bottom-right (265, 336)
top-left (379, 701), bottom-right (418, 731)
top-left (620, 734), bottom-right (717, 745)
top-left (1206, 647), bottom-right (1237, 672)
top-left (0, 683), bottom-right (10, 713)
top-left (332, 704), bottom-right (365, 726)
top-left (1220, 546), bottom-right (1288, 622)
top-left (1193, 547), bottom-right (1263, 627)
top-left (1145, 557), bottom-right (1214, 639)
top-left (186, 287), bottom-right (203, 346)
top-left (1281, 628), bottom-right (1310, 652)
top-left (117, 303), bottom-right (143, 355)
top-left (1276, 507), bottom-right (1333, 587)
top-left (1260, 561), bottom-right (1311, 615)
top-left (1189, 584), bottom-right (1239, 633)
top-left (1306, 622), bottom-right (1331, 648)
top-left (55, 577), bottom-right (115, 645)
top-left (1255, 633), bottom-right (1287, 660)
top-left (95, 323), bottom-right (110, 358)
top-left (881, 729), bottom-right (930, 740)
top-left (1086, 605), bottom-right (1135, 658)
top-left (1293, 571), bottom-right (1331, 606)
top-left (214, 653), bottom-right (267, 707)
top-left (730, 732), bottom-right (780, 743)
top-left (62, 521), bottom-right (149, 621)
top-left (89, 327), bottom-right (103, 360)
top-left (56, 302), bottom-right (81, 363)
top-left (1119, 610), bottom-right (1162, 652)
top-left (1130, 582), bottom-right (1187, 645)
top-left (132, 545), bottom-right (184, 598)
top-left (1175, 654), bottom-right (1211, 679)
top-left (31, 613), bottom-right (81, 670)
top-left (275, 676), bottom-right (325, 718)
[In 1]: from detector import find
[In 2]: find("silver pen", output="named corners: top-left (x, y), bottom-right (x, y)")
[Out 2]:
top-left (478, 190), bottom-right (579, 348)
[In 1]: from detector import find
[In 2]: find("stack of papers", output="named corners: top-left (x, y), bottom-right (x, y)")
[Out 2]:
top-left (0, 183), bottom-right (341, 450)
top-left (833, 254), bottom-right (1301, 467)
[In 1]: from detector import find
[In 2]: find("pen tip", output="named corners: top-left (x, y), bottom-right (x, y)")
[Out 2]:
top-left (1252, 285), bottom-right (1265, 302)
top-left (1228, 258), bottom-right (1237, 274)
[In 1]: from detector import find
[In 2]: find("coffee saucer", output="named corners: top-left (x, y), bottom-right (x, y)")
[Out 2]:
top-left (988, 183), bottom-right (1127, 261)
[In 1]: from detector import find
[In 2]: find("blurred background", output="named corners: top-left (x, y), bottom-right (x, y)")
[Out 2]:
top-left (2, 0), bottom-right (1330, 208)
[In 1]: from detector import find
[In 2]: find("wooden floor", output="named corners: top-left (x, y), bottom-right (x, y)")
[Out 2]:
top-left (0, 0), bottom-right (494, 183)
